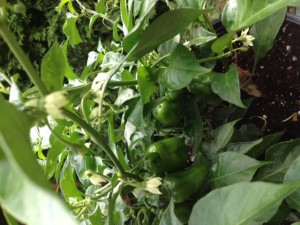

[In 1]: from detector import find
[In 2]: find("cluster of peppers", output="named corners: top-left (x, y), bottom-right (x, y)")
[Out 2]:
top-left (144, 74), bottom-right (214, 223)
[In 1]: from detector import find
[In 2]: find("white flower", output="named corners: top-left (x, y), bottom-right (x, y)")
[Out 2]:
top-left (44, 91), bottom-right (69, 119)
top-left (133, 177), bottom-right (163, 195)
top-left (85, 170), bottom-right (105, 185)
top-left (144, 177), bottom-right (163, 194)
top-left (240, 28), bottom-right (255, 47)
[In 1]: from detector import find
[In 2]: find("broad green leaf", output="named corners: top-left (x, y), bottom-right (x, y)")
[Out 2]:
top-left (41, 42), bottom-right (67, 91)
top-left (284, 155), bottom-right (300, 211)
top-left (59, 157), bottom-right (83, 202)
top-left (127, 8), bottom-right (203, 61)
top-left (2, 208), bottom-right (20, 225)
top-left (202, 120), bottom-right (239, 160)
top-left (123, 0), bottom-right (158, 52)
top-left (159, 200), bottom-right (182, 225)
top-left (63, 13), bottom-right (83, 45)
top-left (137, 66), bottom-right (157, 104)
top-left (247, 132), bottom-right (284, 158)
top-left (226, 139), bottom-right (262, 154)
top-left (0, 160), bottom-right (78, 225)
top-left (256, 139), bottom-right (300, 182)
top-left (161, 44), bottom-right (210, 90)
top-left (222, 0), bottom-right (295, 32)
top-left (211, 32), bottom-right (235, 54)
top-left (89, 14), bottom-right (101, 32)
top-left (0, 96), bottom-right (49, 189)
top-left (211, 64), bottom-right (245, 108)
top-left (210, 152), bottom-right (268, 188)
top-left (251, 8), bottom-right (286, 64)
top-left (120, 0), bottom-right (133, 33)
top-left (292, 223), bottom-right (300, 225)
top-left (189, 181), bottom-right (300, 225)
top-left (187, 26), bottom-right (217, 47)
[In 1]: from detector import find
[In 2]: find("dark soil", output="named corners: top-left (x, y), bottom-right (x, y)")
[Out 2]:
top-left (236, 19), bottom-right (300, 140)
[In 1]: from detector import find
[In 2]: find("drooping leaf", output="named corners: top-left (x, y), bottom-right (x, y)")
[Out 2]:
top-left (284, 155), bottom-right (300, 211)
top-left (189, 181), bottom-right (300, 225)
top-left (251, 8), bottom-right (286, 65)
top-left (0, 160), bottom-right (78, 225)
top-left (210, 152), bottom-right (268, 188)
top-left (161, 44), bottom-right (210, 90)
top-left (211, 64), bottom-right (246, 108)
top-left (202, 120), bottom-right (239, 160)
top-left (96, 0), bottom-right (106, 13)
top-left (255, 139), bottom-right (300, 182)
top-left (127, 8), bottom-right (204, 61)
top-left (222, 0), bottom-right (295, 32)
top-left (137, 66), bottom-right (157, 104)
top-left (63, 13), bottom-right (83, 45)
top-left (61, 40), bottom-right (78, 80)
top-left (41, 42), bottom-right (67, 91)
top-left (159, 200), bottom-right (182, 225)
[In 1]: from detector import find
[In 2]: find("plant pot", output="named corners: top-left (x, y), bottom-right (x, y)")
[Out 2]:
top-left (215, 14), bottom-right (300, 140)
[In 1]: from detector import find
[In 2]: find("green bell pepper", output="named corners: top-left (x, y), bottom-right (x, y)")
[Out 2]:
top-left (145, 137), bottom-right (189, 174)
top-left (188, 73), bottom-right (213, 99)
top-left (153, 99), bottom-right (184, 127)
top-left (164, 162), bottom-right (210, 203)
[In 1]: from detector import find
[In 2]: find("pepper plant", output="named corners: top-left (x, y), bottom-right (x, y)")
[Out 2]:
top-left (1, 0), bottom-right (300, 225)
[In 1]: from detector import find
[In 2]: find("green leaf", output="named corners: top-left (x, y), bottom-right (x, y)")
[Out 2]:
top-left (59, 157), bottom-right (83, 202)
top-left (251, 8), bottom-right (286, 64)
top-left (189, 181), bottom-right (300, 225)
top-left (211, 152), bottom-right (268, 189)
top-left (202, 120), bottom-right (239, 160)
top-left (89, 14), bottom-right (101, 32)
top-left (255, 139), bottom-right (300, 182)
top-left (63, 13), bottom-right (83, 45)
top-left (247, 132), bottom-right (284, 158)
top-left (41, 42), bottom-right (67, 91)
top-left (188, 26), bottom-right (217, 47)
top-left (123, 0), bottom-right (158, 52)
top-left (137, 66), bottom-right (157, 104)
top-left (161, 44), bottom-right (210, 90)
top-left (56, 0), bottom-right (71, 12)
top-left (61, 41), bottom-right (78, 80)
top-left (0, 96), bottom-right (49, 189)
top-left (226, 139), bottom-right (263, 154)
top-left (127, 8), bottom-right (204, 61)
top-left (211, 64), bottom-right (246, 108)
top-left (159, 200), bottom-right (183, 225)
top-left (2, 208), bottom-right (20, 225)
top-left (0, 160), bottom-right (78, 225)
top-left (211, 32), bottom-right (235, 54)
top-left (222, 0), bottom-right (295, 32)
top-left (175, 0), bottom-right (205, 8)
top-left (96, 0), bottom-right (106, 13)
top-left (284, 155), bottom-right (300, 211)
top-left (45, 139), bottom-right (66, 179)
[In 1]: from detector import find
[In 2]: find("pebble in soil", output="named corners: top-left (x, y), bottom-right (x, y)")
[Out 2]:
top-left (236, 21), bottom-right (300, 140)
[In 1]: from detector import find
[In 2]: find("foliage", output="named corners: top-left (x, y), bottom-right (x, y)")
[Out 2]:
top-left (1, 0), bottom-right (300, 224)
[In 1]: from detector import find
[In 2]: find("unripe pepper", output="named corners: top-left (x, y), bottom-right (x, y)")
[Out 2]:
top-left (188, 73), bottom-right (213, 99)
top-left (145, 137), bottom-right (189, 174)
top-left (164, 162), bottom-right (210, 203)
top-left (153, 99), bottom-right (184, 127)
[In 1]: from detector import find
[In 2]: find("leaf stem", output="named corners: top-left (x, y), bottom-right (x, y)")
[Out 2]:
top-left (197, 48), bottom-right (243, 64)
top-left (0, 20), bottom-right (48, 96)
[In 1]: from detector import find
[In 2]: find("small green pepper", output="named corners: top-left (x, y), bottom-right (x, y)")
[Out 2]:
top-left (153, 100), bottom-right (183, 127)
top-left (188, 73), bottom-right (213, 99)
top-left (164, 162), bottom-right (210, 203)
top-left (145, 137), bottom-right (189, 174)
top-left (165, 88), bottom-right (184, 101)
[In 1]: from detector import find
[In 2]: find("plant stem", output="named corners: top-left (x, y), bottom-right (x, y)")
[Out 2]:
top-left (151, 54), bottom-right (170, 68)
top-left (62, 108), bottom-right (127, 176)
top-left (197, 48), bottom-right (242, 64)
top-left (0, 20), bottom-right (48, 96)
top-left (107, 80), bottom-right (138, 87)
